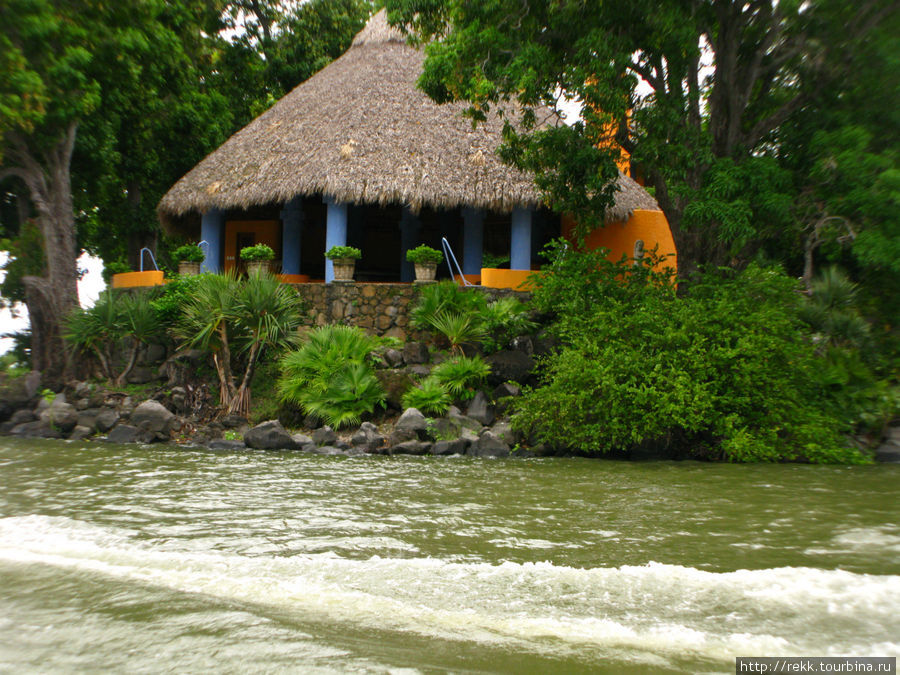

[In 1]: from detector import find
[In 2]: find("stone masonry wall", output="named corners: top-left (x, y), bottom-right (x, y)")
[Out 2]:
top-left (291, 282), bottom-right (530, 342)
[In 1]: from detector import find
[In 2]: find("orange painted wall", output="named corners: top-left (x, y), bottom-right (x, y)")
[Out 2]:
top-left (224, 220), bottom-right (281, 272)
top-left (562, 209), bottom-right (677, 272)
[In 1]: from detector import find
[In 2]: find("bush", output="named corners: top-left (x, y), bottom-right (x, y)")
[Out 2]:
top-left (431, 355), bottom-right (491, 401)
top-left (512, 244), bottom-right (870, 463)
top-left (239, 244), bottom-right (275, 261)
top-left (324, 245), bottom-right (361, 260)
top-left (406, 244), bottom-right (444, 265)
top-left (278, 325), bottom-right (385, 428)
top-left (402, 376), bottom-right (452, 416)
top-left (173, 244), bottom-right (205, 263)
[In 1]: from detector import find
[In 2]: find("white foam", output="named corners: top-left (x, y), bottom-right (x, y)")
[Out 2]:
top-left (1, 515), bottom-right (898, 666)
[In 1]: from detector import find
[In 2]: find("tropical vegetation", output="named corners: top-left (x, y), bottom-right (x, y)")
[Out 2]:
top-left (324, 245), bottom-right (362, 260)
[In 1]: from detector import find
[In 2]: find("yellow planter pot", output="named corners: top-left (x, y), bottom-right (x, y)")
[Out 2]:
top-left (480, 268), bottom-right (541, 291)
top-left (111, 271), bottom-right (166, 289)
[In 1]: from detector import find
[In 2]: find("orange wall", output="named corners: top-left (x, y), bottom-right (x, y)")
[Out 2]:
top-left (562, 209), bottom-right (677, 272)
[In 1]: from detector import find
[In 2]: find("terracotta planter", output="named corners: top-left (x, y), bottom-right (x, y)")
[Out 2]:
top-left (245, 260), bottom-right (270, 276)
top-left (413, 262), bottom-right (438, 283)
top-left (331, 258), bottom-right (356, 282)
top-left (178, 261), bottom-right (201, 276)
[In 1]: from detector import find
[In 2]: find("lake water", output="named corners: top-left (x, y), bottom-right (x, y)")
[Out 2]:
top-left (0, 437), bottom-right (897, 673)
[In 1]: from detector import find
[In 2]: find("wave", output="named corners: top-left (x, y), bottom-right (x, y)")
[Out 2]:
top-left (1, 515), bottom-right (898, 666)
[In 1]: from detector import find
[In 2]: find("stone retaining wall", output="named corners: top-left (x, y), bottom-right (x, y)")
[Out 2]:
top-left (291, 283), bottom-right (529, 341)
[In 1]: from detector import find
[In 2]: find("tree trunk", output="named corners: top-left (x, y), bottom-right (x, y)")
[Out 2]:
top-left (5, 123), bottom-right (81, 383)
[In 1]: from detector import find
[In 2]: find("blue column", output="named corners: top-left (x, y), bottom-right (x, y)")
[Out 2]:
top-left (324, 195), bottom-right (348, 283)
top-left (280, 197), bottom-right (303, 274)
top-left (399, 207), bottom-right (420, 282)
top-left (200, 208), bottom-right (224, 273)
top-left (462, 207), bottom-right (484, 275)
top-left (510, 207), bottom-right (533, 270)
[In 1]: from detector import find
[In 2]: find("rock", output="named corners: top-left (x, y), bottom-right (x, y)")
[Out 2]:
top-left (875, 427), bottom-right (900, 463)
top-left (141, 343), bottom-right (167, 365)
top-left (94, 409), bottom-right (120, 433)
top-left (511, 336), bottom-right (534, 356)
top-left (350, 422), bottom-right (384, 453)
top-left (291, 433), bottom-right (313, 447)
top-left (488, 421), bottom-right (516, 446)
top-left (130, 400), bottom-right (175, 438)
top-left (312, 426), bottom-right (337, 446)
top-left (243, 420), bottom-right (296, 450)
top-left (375, 370), bottom-right (416, 411)
top-left (303, 413), bottom-right (323, 429)
top-left (466, 391), bottom-right (495, 426)
top-left (68, 425), bottom-right (93, 441)
top-left (313, 445), bottom-right (346, 456)
top-left (402, 341), bottom-right (430, 365)
top-left (393, 439), bottom-right (431, 455)
top-left (11, 420), bottom-right (64, 439)
top-left (208, 439), bottom-right (246, 451)
top-left (9, 409), bottom-right (36, 425)
top-left (492, 382), bottom-right (521, 399)
top-left (409, 365), bottom-right (432, 378)
top-left (105, 424), bottom-right (142, 444)
top-left (220, 414), bottom-right (248, 429)
top-left (469, 430), bottom-right (510, 458)
top-left (430, 439), bottom-right (467, 456)
top-left (0, 371), bottom-right (41, 420)
top-left (39, 398), bottom-right (78, 433)
top-left (485, 350), bottom-right (535, 387)
top-left (395, 408), bottom-right (428, 435)
top-left (127, 366), bottom-right (160, 384)
top-left (383, 348), bottom-right (404, 369)
top-left (447, 410), bottom-right (483, 434)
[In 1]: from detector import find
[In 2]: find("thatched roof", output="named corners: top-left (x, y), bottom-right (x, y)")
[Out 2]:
top-left (157, 10), bottom-right (658, 229)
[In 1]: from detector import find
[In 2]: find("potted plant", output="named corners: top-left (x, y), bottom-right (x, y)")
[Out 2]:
top-left (240, 243), bottom-right (275, 275)
top-left (406, 244), bottom-right (444, 283)
top-left (173, 244), bottom-right (205, 276)
top-left (325, 245), bottom-right (361, 282)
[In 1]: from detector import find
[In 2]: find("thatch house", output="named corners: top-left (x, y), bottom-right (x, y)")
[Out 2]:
top-left (157, 10), bottom-right (675, 285)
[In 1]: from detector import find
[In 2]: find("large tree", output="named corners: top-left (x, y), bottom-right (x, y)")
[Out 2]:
top-left (385, 0), bottom-right (896, 280)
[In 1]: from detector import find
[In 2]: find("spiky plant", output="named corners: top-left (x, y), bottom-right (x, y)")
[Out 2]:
top-left (410, 280), bottom-right (486, 331)
top-left (278, 325), bottom-right (386, 428)
top-left (401, 376), bottom-right (452, 416)
top-left (429, 310), bottom-right (487, 355)
top-left (480, 296), bottom-right (537, 353)
top-left (431, 355), bottom-right (491, 401)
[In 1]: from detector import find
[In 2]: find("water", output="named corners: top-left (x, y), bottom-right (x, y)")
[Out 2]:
top-left (0, 438), bottom-right (897, 673)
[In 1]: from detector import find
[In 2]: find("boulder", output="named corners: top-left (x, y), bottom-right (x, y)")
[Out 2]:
top-left (11, 420), bottom-right (64, 439)
top-left (0, 371), bottom-right (41, 420)
top-left (447, 410), bottom-right (483, 434)
top-left (402, 341), bottom-right (430, 365)
top-left (383, 348), bottom-right (404, 369)
top-left (469, 430), bottom-right (510, 458)
top-left (291, 433), bottom-right (314, 447)
top-left (875, 427), bottom-right (900, 463)
top-left (492, 382), bottom-right (522, 415)
top-left (430, 439), bottom-right (468, 456)
top-left (395, 408), bottom-right (428, 435)
top-left (409, 365), bottom-right (432, 378)
top-left (9, 409), bottom-right (36, 425)
top-left (312, 426), bottom-right (338, 446)
top-left (94, 409), bottom-right (120, 433)
top-left (220, 414), bottom-right (248, 429)
top-left (130, 400), bottom-right (175, 438)
top-left (39, 398), bottom-right (79, 433)
top-left (466, 392), bottom-right (495, 426)
top-left (208, 439), bottom-right (247, 451)
top-left (350, 422), bottom-right (384, 453)
top-left (312, 445), bottom-right (347, 456)
top-left (392, 439), bottom-right (431, 455)
top-left (105, 424), bottom-right (143, 444)
top-left (511, 336), bottom-right (534, 356)
top-left (485, 350), bottom-right (535, 387)
top-left (68, 425), bottom-right (93, 441)
top-left (243, 420), bottom-right (296, 450)
top-left (488, 421), bottom-right (516, 446)
top-left (375, 370), bottom-right (416, 411)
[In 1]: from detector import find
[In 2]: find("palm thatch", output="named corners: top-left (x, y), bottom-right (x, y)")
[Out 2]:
top-left (157, 10), bottom-right (658, 230)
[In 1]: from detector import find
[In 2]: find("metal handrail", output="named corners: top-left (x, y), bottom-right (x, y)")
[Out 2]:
top-left (197, 240), bottom-right (210, 260)
top-left (139, 247), bottom-right (159, 272)
top-left (441, 237), bottom-right (475, 286)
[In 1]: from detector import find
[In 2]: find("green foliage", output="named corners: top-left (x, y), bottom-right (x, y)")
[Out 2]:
top-left (431, 355), bottom-right (490, 401)
top-left (479, 296), bottom-right (537, 354)
top-left (427, 311), bottom-right (487, 355)
top-left (0, 221), bottom-right (44, 307)
top-left (513, 250), bottom-right (871, 464)
top-left (405, 244), bottom-right (444, 265)
top-left (101, 261), bottom-right (131, 286)
top-left (324, 245), bottom-right (362, 260)
top-left (173, 244), bottom-right (205, 263)
top-left (482, 252), bottom-right (510, 269)
top-left (410, 281), bottom-right (486, 330)
top-left (239, 243), bottom-right (274, 261)
top-left (401, 376), bottom-right (452, 416)
top-left (148, 273), bottom-right (206, 325)
top-left (278, 324), bottom-right (385, 428)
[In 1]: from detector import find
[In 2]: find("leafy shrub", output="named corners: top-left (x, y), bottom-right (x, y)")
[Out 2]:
top-left (513, 244), bottom-right (870, 464)
top-left (431, 355), bottom-right (491, 400)
top-left (401, 376), bottom-right (452, 416)
top-left (324, 245), bottom-right (362, 260)
top-left (406, 244), bottom-right (444, 265)
top-left (480, 296), bottom-right (536, 353)
top-left (278, 325), bottom-right (385, 428)
top-left (173, 244), bottom-right (205, 263)
top-left (239, 244), bottom-right (275, 261)
top-left (101, 261), bottom-right (132, 286)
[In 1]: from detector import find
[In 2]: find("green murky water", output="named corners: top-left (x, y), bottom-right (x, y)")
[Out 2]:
top-left (0, 438), bottom-right (897, 673)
